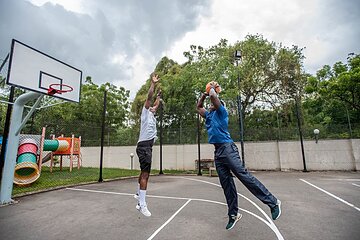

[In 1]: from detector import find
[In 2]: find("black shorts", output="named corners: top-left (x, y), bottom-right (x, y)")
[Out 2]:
top-left (136, 139), bottom-right (154, 172)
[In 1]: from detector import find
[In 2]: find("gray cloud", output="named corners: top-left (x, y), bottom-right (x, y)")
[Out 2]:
top-left (1, 0), bottom-right (358, 97)
top-left (255, 0), bottom-right (360, 73)
top-left (0, 0), bottom-right (211, 96)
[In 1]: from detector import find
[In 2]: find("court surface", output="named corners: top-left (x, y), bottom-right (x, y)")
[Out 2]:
top-left (0, 171), bottom-right (359, 240)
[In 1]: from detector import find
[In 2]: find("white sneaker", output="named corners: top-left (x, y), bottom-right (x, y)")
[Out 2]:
top-left (136, 203), bottom-right (140, 210)
top-left (134, 193), bottom-right (139, 200)
top-left (138, 204), bottom-right (151, 217)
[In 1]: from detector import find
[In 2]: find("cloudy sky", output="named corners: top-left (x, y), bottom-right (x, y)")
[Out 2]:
top-left (0, 0), bottom-right (359, 100)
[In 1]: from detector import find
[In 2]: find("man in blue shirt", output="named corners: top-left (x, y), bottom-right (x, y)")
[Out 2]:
top-left (197, 82), bottom-right (281, 230)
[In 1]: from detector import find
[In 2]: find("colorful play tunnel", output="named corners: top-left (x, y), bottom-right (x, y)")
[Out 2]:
top-left (14, 138), bottom-right (40, 186)
top-left (13, 138), bottom-right (70, 185)
top-left (43, 139), bottom-right (70, 152)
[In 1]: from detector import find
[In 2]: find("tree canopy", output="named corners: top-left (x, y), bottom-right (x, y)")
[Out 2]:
top-left (0, 34), bottom-right (358, 145)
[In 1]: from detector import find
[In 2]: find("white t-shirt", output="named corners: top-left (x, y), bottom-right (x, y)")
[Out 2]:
top-left (138, 107), bottom-right (157, 143)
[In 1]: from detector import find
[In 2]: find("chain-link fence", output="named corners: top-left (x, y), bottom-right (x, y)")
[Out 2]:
top-left (8, 110), bottom-right (359, 146)
top-left (0, 102), bottom-right (359, 197)
top-left (42, 109), bottom-right (358, 145)
top-left (0, 57), bottom-right (359, 197)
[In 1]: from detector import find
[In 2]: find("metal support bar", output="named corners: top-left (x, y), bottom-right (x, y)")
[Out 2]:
top-left (0, 92), bottom-right (42, 204)
top-left (15, 95), bottom-right (44, 135)
top-left (0, 53), bottom-right (9, 72)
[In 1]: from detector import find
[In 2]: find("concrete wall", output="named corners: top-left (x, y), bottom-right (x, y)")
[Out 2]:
top-left (78, 139), bottom-right (360, 171)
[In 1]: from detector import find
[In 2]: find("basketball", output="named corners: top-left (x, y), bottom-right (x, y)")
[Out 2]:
top-left (205, 81), bottom-right (221, 94)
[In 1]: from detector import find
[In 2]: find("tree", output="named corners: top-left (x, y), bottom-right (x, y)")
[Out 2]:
top-left (181, 35), bottom-right (306, 115)
top-left (304, 53), bottom-right (360, 127)
top-left (131, 34), bottom-right (307, 143)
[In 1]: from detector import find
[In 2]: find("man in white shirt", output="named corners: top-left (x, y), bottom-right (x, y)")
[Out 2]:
top-left (134, 73), bottom-right (161, 217)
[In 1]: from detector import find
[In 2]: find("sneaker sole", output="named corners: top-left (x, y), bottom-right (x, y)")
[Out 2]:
top-left (136, 205), bottom-right (151, 217)
top-left (140, 211), bottom-right (151, 217)
top-left (139, 208), bottom-right (151, 217)
top-left (227, 213), bottom-right (242, 230)
top-left (274, 200), bottom-right (282, 220)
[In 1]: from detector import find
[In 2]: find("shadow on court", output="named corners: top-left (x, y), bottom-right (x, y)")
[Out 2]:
top-left (0, 171), bottom-right (359, 240)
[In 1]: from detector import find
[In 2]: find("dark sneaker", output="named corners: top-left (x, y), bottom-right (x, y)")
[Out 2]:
top-left (226, 213), bottom-right (242, 230)
top-left (271, 200), bottom-right (282, 220)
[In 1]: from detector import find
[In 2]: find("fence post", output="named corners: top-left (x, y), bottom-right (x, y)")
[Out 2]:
top-left (295, 97), bottom-right (307, 172)
top-left (99, 90), bottom-right (107, 182)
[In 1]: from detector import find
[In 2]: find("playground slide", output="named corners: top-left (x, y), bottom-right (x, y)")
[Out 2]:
top-left (13, 138), bottom-right (70, 186)
top-left (41, 152), bottom-right (52, 164)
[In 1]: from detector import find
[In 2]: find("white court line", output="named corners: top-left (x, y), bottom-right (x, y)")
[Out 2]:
top-left (66, 187), bottom-right (276, 231)
top-left (351, 183), bottom-right (360, 188)
top-left (323, 179), bottom-right (360, 182)
top-left (176, 177), bottom-right (284, 240)
top-left (338, 179), bottom-right (360, 182)
top-left (175, 176), bottom-right (275, 223)
top-left (67, 180), bottom-right (285, 240)
top-left (300, 179), bottom-right (360, 212)
top-left (147, 199), bottom-right (191, 240)
top-left (66, 188), bottom-right (134, 197)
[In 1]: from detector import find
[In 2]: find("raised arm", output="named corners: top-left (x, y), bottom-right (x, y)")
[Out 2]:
top-left (150, 90), bottom-right (162, 112)
top-left (144, 73), bottom-right (160, 109)
top-left (196, 93), bottom-right (207, 118)
top-left (209, 85), bottom-right (221, 110)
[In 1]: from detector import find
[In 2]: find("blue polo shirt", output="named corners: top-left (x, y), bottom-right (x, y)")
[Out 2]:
top-left (205, 105), bottom-right (233, 144)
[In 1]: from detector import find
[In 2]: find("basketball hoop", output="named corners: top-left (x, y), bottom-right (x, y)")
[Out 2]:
top-left (48, 83), bottom-right (73, 95)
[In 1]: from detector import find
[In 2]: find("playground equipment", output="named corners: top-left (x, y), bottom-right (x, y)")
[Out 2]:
top-left (48, 135), bottom-right (82, 173)
top-left (13, 128), bottom-right (82, 186)
top-left (14, 138), bottom-right (40, 185)
top-left (0, 38), bottom-right (82, 204)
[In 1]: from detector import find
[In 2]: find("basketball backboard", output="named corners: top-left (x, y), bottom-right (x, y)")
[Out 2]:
top-left (6, 39), bottom-right (82, 103)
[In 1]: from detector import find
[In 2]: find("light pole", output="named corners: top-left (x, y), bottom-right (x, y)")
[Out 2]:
top-left (159, 99), bottom-right (164, 175)
top-left (234, 50), bottom-right (245, 167)
top-left (194, 91), bottom-right (202, 176)
top-left (130, 153), bottom-right (134, 170)
top-left (313, 129), bottom-right (320, 144)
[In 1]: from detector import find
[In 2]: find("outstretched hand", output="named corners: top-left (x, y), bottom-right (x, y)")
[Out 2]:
top-left (152, 74), bottom-right (160, 84)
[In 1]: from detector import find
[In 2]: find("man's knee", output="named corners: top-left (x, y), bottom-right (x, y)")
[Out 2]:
top-left (141, 172), bottom-right (150, 179)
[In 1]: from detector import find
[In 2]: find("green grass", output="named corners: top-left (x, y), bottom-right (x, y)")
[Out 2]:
top-left (9, 167), bottom-right (200, 197)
